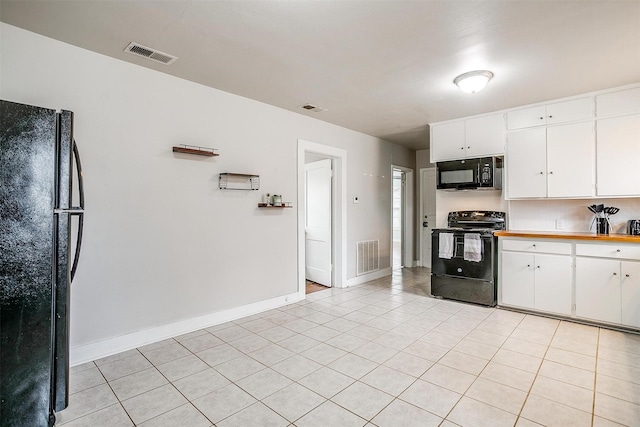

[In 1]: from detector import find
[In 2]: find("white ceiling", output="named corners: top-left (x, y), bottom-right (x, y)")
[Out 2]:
top-left (1, 1), bottom-right (639, 150)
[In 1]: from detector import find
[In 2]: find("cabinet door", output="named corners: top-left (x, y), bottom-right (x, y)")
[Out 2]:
top-left (534, 254), bottom-right (572, 315)
top-left (596, 114), bottom-right (640, 197)
top-left (506, 128), bottom-right (547, 198)
top-left (507, 105), bottom-right (547, 130)
top-left (431, 121), bottom-right (465, 162)
top-left (597, 87), bottom-right (640, 118)
top-left (546, 97), bottom-right (594, 125)
top-left (576, 257), bottom-right (621, 324)
top-left (465, 114), bottom-right (505, 157)
top-left (621, 261), bottom-right (640, 328)
top-left (546, 122), bottom-right (595, 198)
top-left (501, 252), bottom-right (535, 309)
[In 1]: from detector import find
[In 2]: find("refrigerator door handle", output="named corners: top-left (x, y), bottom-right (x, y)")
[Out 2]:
top-left (73, 140), bottom-right (85, 209)
top-left (70, 211), bottom-right (83, 282)
top-left (70, 140), bottom-right (84, 282)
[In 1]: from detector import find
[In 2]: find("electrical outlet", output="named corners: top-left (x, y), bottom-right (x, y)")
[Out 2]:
top-left (556, 219), bottom-right (565, 230)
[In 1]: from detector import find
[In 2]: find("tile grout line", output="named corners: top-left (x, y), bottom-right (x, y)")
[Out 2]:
top-left (591, 327), bottom-right (600, 427)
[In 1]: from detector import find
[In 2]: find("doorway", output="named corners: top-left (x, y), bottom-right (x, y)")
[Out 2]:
top-left (305, 157), bottom-right (332, 291)
top-left (297, 140), bottom-right (347, 300)
top-left (391, 165), bottom-right (414, 270)
top-left (420, 168), bottom-right (437, 268)
top-left (392, 169), bottom-right (405, 269)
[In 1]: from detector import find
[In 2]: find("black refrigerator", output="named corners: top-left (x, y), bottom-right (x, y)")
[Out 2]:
top-left (1, 100), bottom-right (84, 426)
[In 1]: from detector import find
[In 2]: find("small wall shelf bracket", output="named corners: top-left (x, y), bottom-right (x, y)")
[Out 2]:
top-left (219, 173), bottom-right (260, 190)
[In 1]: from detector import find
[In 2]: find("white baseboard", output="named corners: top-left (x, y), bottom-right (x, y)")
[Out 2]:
top-left (345, 267), bottom-right (392, 287)
top-left (70, 292), bottom-right (302, 366)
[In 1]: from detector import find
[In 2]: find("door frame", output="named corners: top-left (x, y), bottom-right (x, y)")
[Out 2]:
top-left (419, 167), bottom-right (436, 267)
top-left (297, 140), bottom-right (347, 300)
top-left (391, 165), bottom-right (414, 269)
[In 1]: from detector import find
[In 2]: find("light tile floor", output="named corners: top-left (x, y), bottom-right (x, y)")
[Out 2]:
top-left (57, 268), bottom-right (640, 426)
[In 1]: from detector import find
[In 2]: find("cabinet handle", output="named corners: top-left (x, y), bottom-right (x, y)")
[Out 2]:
top-left (539, 116), bottom-right (544, 120)
top-left (549, 171), bottom-right (553, 174)
top-left (613, 272), bottom-right (617, 276)
top-left (527, 264), bottom-right (531, 268)
top-left (460, 147), bottom-right (464, 150)
top-left (626, 274), bottom-right (630, 277)
top-left (539, 172), bottom-right (544, 175)
top-left (616, 249), bottom-right (621, 252)
top-left (548, 115), bottom-right (553, 119)
top-left (532, 244), bottom-right (536, 247)
top-left (537, 266), bottom-right (541, 269)
top-left (467, 146), bottom-right (470, 149)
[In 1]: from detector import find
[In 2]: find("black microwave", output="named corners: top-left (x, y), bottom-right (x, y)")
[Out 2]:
top-left (436, 156), bottom-right (503, 190)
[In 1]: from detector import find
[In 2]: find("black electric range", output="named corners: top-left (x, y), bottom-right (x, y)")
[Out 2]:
top-left (431, 211), bottom-right (506, 306)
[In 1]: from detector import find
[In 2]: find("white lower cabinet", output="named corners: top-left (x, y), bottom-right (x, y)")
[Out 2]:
top-left (621, 261), bottom-right (640, 328)
top-left (575, 257), bottom-right (621, 324)
top-left (500, 237), bottom-right (640, 330)
top-left (534, 254), bottom-right (572, 315)
top-left (576, 257), bottom-right (640, 326)
top-left (501, 252), bottom-right (535, 309)
top-left (500, 242), bottom-right (572, 315)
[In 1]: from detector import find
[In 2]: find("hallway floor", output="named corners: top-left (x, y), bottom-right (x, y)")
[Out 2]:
top-left (57, 268), bottom-right (640, 426)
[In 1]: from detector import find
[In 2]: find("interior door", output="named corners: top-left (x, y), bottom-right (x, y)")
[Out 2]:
top-left (421, 168), bottom-right (436, 268)
top-left (305, 159), bottom-right (332, 286)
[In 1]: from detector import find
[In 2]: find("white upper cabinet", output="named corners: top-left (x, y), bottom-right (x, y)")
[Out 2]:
top-left (507, 97), bottom-right (593, 130)
top-left (506, 122), bottom-right (595, 199)
top-left (507, 105), bottom-right (547, 130)
top-left (431, 121), bottom-right (465, 161)
top-left (506, 128), bottom-right (547, 198)
top-left (596, 113), bottom-right (640, 197)
top-left (546, 122), bottom-right (595, 198)
top-left (596, 87), bottom-right (640, 118)
top-left (430, 113), bottom-right (505, 162)
top-left (465, 114), bottom-right (506, 158)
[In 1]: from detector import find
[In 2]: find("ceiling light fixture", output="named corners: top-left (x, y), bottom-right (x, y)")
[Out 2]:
top-left (453, 70), bottom-right (494, 93)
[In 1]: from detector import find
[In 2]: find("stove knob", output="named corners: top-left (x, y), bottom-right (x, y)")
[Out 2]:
top-left (457, 268), bottom-right (463, 273)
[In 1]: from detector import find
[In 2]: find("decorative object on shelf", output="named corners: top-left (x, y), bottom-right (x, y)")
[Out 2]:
top-left (263, 193), bottom-right (271, 205)
top-left (219, 173), bottom-right (260, 190)
top-left (172, 144), bottom-right (219, 157)
top-left (272, 194), bottom-right (282, 207)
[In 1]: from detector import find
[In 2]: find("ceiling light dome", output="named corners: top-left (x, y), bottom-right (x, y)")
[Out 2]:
top-left (453, 70), bottom-right (494, 93)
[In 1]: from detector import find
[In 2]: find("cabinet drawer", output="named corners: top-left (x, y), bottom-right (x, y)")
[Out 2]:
top-left (576, 243), bottom-right (640, 260)
top-left (502, 239), bottom-right (571, 255)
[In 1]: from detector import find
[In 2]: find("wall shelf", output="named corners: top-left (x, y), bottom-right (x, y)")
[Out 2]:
top-left (173, 145), bottom-right (219, 157)
top-left (219, 173), bottom-right (260, 190)
top-left (258, 203), bottom-right (292, 208)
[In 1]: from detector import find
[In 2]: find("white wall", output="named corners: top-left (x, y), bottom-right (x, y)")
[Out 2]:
top-left (509, 198), bottom-right (640, 234)
top-left (435, 190), bottom-right (507, 228)
top-left (0, 24), bottom-right (414, 362)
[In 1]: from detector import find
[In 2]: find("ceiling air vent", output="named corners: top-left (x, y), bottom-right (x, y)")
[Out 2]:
top-left (124, 42), bottom-right (177, 65)
top-left (300, 104), bottom-right (327, 113)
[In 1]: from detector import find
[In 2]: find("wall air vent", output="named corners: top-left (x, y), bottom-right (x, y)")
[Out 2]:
top-left (124, 42), bottom-right (177, 65)
top-left (300, 104), bottom-right (327, 113)
top-left (357, 240), bottom-right (379, 276)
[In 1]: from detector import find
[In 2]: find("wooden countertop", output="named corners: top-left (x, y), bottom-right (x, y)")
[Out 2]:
top-left (495, 230), bottom-right (640, 243)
